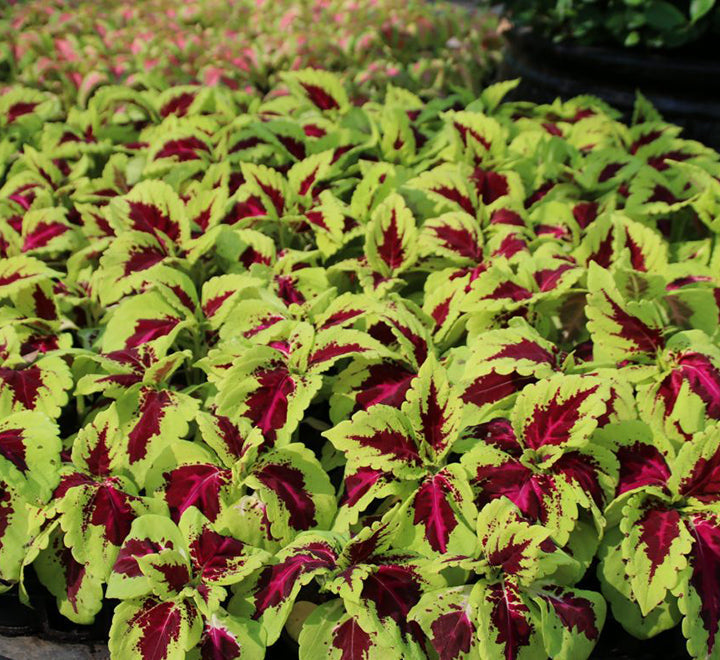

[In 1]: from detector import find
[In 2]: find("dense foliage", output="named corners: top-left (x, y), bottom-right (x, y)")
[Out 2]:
top-left (2, 64), bottom-right (720, 659)
top-left (495, 0), bottom-right (720, 48)
top-left (0, 0), bottom-right (500, 108)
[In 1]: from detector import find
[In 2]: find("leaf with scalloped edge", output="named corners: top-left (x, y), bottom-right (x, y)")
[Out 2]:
top-left (673, 423), bottom-right (720, 503)
top-left (106, 513), bottom-right (189, 601)
top-left (678, 511), bottom-right (720, 660)
top-left (32, 526), bottom-right (105, 624)
top-left (116, 386), bottom-right (199, 485)
top-left (476, 578), bottom-right (544, 660)
top-left (585, 263), bottom-right (665, 363)
top-left (100, 287), bottom-right (195, 351)
top-left (229, 531), bottom-right (343, 645)
top-left (306, 326), bottom-right (390, 374)
top-left (324, 404), bottom-right (424, 480)
top-left (395, 465), bottom-right (477, 557)
top-left (0, 256), bottom-right (58, 298)
top-left (531, 585), bottom-right (605, 660)
top-left (0, 410), bottom-right (61, 500)
top-left (109, 596), bottom-right (202, 660)
top-left (408, 585), bottom-right (480, 660)
top-left (0, 472), bottom-right (39, 589)
top-left (245, 444), bottom-right (336, 543)
top-left (214, 350), bottom-right (322, 447)
top-left (477, 498), bottom-right (556, 585)
top-left (299, 598), bottom-right (397, 660)
top-left (282, 70), bottom-right (349, 113)
top-left (402, 356), bottom-right (462, 462)
top-left (596, 525), bottom-right (681, 640)
top-left (512, 375), bottom-right (608, 451)
top-left (364, 193), bottom-right (417, 279)
top-left (179, 507), bottom-right (269, 589)
top-left (194, 611), bottom-right (266, 660)
top-left (418, 211), bottom-right (483, 265)
top-left (620, 491), bottom-right (693, 616)
top-left (0, 354), bottom-right (72, 419)
top-left (459, 323), bottom-right (559, 421)
top-left (92, 233), bottom-right (173, 306)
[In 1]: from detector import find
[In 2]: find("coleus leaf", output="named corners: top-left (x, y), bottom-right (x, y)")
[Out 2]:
top-left (641, 331), bottom-right (720, 440)
top-left (620, 492), bottom-right (693, 615)
top-left (596, 525), bottom-right (681, 640)
top-left (459, 322), bottom-right (559, 421)
top-left (675, 423), bottom-right (720, 503)
top-left (55, 406), bottom-right (159, 578)
top-left (93, 233), bottom-right (173, 306)
top-left (364, 192), bottom-right (417, 279)
top-left (327, 356), bottom-right (462, 478)
top-left (476, 498), bottom-right (556, 585)
top-left (230, 531), bottom-right (343, 645)
top-left (299, 598), bottom-right (396, 660)
top-left (20, 207), bottom-right (79, 255)
top-left (461, 377), bottom-right (615, 543)
top-left (394, 464), bottom-right (478, 557)
top-left (75, 346), bottom-right (191, 397)
top-left (33, 525), bottom-right (105, 624)
top-left (531, 586), bottom-right (606, 660)
top-left (475, 578), bottom-right (544, 660)
top-left (418, 211), bottom-right (483, 266)
top-left (409, 586), bottom-right (480, 660)
top-left (0, 255), bottom-right (58, 297)
top-left (116, 386), bottom-right (199, 485)
top-left (109, 597), bottom-right (202, 660)
top-left (585, 263), bottom-right (666, 363)
top-left (0, 410), bottom-right (61, 500)
top-left (0, 472), bottom-right (39, 588)
top-left (511, 374), bottom-right (607, 451)
top-left (282, 69), bottom-right (350, 113)
top-left (0, 354), bottom-right (73, 419)
top-left (213, 345), bottom-right (323, 446)
top-left (593, 420), bottom-right (672, 500)
top-left (461, 441), bottom-right (580, 547)
top-left (179, 507), bottom-right (269, 591)
top-left (324, 393), bottom-right (424, 479)
top-left (107, 513), bottom-right (188, 601)
top-left (100, 286), bottom-right (195, 351)
top-left (306, 326), bottom-right (390, 374)
top-left (244, 443), bottom-right (337, 543)
top-left (402, 355), bottom-right (462, 463)
top-left (195, 612), bottom-right (265, 660)
top-left (678, 511), bottom-right (720, 660)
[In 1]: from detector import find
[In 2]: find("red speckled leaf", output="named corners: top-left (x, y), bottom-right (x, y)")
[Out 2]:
top-left (480, 580), bottom-right (537, 660)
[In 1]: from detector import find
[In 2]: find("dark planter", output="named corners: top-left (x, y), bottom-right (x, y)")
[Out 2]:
top-left (497, 28), bottom-right (720, 150)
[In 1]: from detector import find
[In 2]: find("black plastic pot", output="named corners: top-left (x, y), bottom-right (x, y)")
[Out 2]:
top-left (497, 28), bottom-right (720, 150)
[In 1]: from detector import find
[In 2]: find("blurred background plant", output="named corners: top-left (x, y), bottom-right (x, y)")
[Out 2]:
top-left (490, 0), bottom-right (719, 49)
top-left (0, 0), bottom-right (502, 108)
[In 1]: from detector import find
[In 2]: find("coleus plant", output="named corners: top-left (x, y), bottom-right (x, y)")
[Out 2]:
top-left (1, 62), bottom-right (720, 660)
